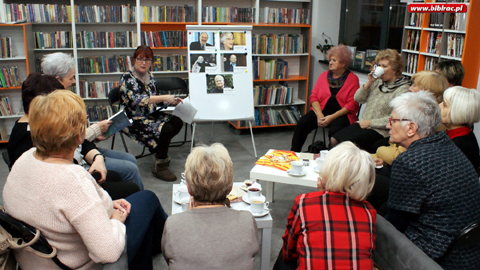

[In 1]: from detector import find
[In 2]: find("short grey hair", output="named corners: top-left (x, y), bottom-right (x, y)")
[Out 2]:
top-left (443, 86), bottom-right (480, 125)
top-left (319, 141), bottom-right (375, 201)
top-left (390, 91), bottom-right (441, 138)
top-left (41, 52), bottom-right (76, 79)
top-left (220, 32), bottom-right (233, 43)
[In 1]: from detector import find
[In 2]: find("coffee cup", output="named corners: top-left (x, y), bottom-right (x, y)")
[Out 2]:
top-left (372, 65), bottom-right (384, 79)
top-left (248, 185), bottom-right (262, 200)
top-left (290, 160), bottom-right (304, 174)
top-left (179, 197), bottom-right (190, 212)
top-left (250, 196), bottom-right (269, 214)
top-left (175, 185), bottom-right (189, 200)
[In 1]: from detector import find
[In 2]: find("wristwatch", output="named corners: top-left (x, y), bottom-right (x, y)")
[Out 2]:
top-left (92, 153), bottom-right (105, 163)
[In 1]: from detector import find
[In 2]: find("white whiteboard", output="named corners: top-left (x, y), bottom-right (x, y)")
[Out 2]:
top-left (186, 25), bottom-right (254, 122)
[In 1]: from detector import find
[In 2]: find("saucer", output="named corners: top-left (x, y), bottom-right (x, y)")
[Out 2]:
top-left (313, 166), bottom-right (320, 173)
top-left (376, 165), bottom-right (384, 169)
top-left (173, 194), bottom-right (189, 204)
top-left (246, 206), bottom-right (270, 217)
top-left (287, 169), bottom-right (306, 177)
top-left (242, 194), bottom-right (265, 204)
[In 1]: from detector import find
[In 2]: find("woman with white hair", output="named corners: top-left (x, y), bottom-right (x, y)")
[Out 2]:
top-left (440, 86), bottom-right (480, 171)
top-left (220, 32), bottom-right (234, 50)
top-left (386, 91), bottom-right (480, 269)
top-left (274, 141), bottom-right (376, 270)
top-left (41, 52), bottom-right (144, 189)
top-left (162, 143), bottom-right (259, 270)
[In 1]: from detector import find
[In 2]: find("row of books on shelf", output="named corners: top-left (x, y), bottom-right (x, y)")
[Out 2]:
top-left (425, 32), bottom-right (442, 54)
top-left (449, 13), bottom-right (467, 31)
top-left (409, 12), bottom-right (423, 27)
top-left (141, 31), bottom-right (187, 48)
top-left (424, 56), bottom-right (439, 71)
top-left (75, 5), bottom-right (134, 23)
top-left (0, 37), bottom-right (12, 58)
top-left (77, 31), bottom-right (138, 49)
top-left (77, 55), bottom-right (132, 74)
top-left (79, 80), bottom-right (119, 99)
top-left (201, 7), bottom-right (255, 23)
top-left (140, 5), bottom-right (195, 23)
top-left (429, 13), bottom-right (444, 29)
top-left (34, 31), bottom-right (73, 49)
top-left (87, 104), bottom-right (113, 122)
top-left (0, 66), bottom-right (19, 88)
top-left (253, 58), bottom-right (288, 80)
top-left (239, 106), bottom-right (301, 127)
top-left (0, 96), bottom-right (13, 116)
top-left (446, 33), bottom-right (465, 58)
top-left (406, 30), bottom-right (421, 51)
top-left (405, 53), bottom-right (418, 75)
top-left (258, 7), bottom-right (310, 24)
top-left (254, 84), bottom-right (294, 106)
top-left (252, 34), bottom-right (306, 55)
top-left (151, 55), bottom-right (188, 72)
top-left (353, 50), bottom-right (378, 70)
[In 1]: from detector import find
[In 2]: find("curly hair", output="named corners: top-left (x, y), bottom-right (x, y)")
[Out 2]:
top-left (326, 44), bottom-right (353, 66)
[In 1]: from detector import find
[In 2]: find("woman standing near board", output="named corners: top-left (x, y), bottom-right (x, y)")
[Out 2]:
top-left (119, 45), bottom-right (184, 182)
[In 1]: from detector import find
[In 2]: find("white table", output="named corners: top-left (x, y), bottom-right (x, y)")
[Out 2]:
top-left (250, 149), bottom-right (320, 202)
top-left (171, 183), bottom-right (273, 270)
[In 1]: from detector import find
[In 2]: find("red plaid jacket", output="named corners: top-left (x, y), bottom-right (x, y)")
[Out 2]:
top-left (282, 191), bottom-right (376, 270)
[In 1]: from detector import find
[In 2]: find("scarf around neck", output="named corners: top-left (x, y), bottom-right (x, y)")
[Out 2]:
top-left (379, 76), bottom-right (410, 93)
top-left (446, 126), bottom-right (472, 140)
top-left (327, 69), bottom-right (350, 89)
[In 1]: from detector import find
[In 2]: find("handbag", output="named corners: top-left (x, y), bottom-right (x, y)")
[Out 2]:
top-left (307, 140), bottom-right (327, 153)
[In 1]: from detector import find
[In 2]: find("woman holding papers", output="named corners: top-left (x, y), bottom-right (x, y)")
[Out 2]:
top-left (119, 45), bottom-right (184, 181)
top-left (41, 52), bottom-right (145, 190)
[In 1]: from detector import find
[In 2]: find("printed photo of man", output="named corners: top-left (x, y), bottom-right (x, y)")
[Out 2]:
top-left (190, 32), bottom-right (212, 50)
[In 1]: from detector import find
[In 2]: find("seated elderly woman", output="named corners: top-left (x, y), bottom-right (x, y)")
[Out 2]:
top-left (274, 141), bottom-right (376, 270)
top-left (386, 91), bottom-right (480, 269)
top-left (330, 49), bottom-right (410, 152)
top-left (441, 86), bottom-right (480, 172)
top-left (291, 44), bottom-right (359, 152)
top-left (3, 90), bottom-right (167, 270)
top-left (162, 143), bottom-right (259, 269)
top-left (41, 52), bottom-right (144, 189)
top-left (434, 59), bottom-right (465, 87)
top-left (7, 73), bottom-right (139, 200)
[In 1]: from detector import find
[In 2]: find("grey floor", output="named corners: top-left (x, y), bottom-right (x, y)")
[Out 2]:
top-left (0, 122), bottom-right (320, 269)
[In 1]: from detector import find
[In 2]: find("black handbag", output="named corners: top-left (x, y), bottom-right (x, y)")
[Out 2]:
top-left (307, 140), bottom-right (327, 153)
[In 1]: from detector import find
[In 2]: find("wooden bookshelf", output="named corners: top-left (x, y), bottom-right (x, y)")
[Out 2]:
top-left (401, 0), bottom-right (480, 88)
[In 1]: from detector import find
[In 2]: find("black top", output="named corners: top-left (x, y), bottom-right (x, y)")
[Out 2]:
top-left (450, 132), bottom-right (480, 171)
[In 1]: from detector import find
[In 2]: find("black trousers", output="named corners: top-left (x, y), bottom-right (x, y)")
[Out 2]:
top-left (155, 115), bottom-right (184, 159)
top-left (291, 110), bottom-right (350, 152)
top-left (273, 250), bottom-right (297, 270)
top-left (101, 170), bottom-right (141, 200)
top-left (332, 123), bottom-right (385, 151)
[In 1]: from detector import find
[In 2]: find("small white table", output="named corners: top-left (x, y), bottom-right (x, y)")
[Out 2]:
top-left (171, 183), bottom-right (273, 270)
top-left (250, 149), bottom-right (320, 202)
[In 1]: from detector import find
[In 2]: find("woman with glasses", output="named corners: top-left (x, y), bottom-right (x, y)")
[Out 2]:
top-left (119, 45), bottom-right (184, 181)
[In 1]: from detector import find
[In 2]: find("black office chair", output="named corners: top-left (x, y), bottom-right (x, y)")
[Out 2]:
top-left (0, 207), bottom-right (71, 270)
top-left (155, 77), bottom-right (191, 147)
top-left (437, 222), bottom-right (480, 264)
top-left (108, 87), bottom-right (136, 156)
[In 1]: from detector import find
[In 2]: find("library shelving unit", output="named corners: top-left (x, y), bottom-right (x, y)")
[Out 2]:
top-left (400, 0), bottom-right (480, 88)
top-left (0, 23), bottom-right (34, 142)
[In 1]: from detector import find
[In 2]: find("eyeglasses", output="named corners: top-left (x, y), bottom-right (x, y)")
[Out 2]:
top-left (136, 58), bottom-right (153, 63)
top-left (389, 117), bottom-right (412, 126)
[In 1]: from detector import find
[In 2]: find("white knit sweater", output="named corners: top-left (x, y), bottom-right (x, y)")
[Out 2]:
top-left (3, 148), bottom-right (126, 270)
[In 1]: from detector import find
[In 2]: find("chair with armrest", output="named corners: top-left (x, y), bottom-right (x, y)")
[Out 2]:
top-left (155, 77), bottom-right (191, 147)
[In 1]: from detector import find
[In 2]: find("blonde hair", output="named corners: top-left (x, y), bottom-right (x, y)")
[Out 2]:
top-left (319, 142), bottom-right (375, 201)
top-left (443, 86), bottom-right (480, 125)
top-left (29, 90), bottom-right (86, 157)
top-left (411, 70), bottom-right (448, 103)
top-left (376, 49), bottom-right (404, 76)
top-left (185, 143), bottom-right (233, 204)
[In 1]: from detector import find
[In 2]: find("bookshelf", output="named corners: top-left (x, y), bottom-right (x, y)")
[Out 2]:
top-left (0, 23), bottom-right (33, 142)
top-left (0, 0), bottom-right (311, 131)
top-left (400, 0), bottom-right (480, 88)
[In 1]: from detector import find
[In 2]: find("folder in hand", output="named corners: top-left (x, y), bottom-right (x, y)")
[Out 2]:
top-left (104, 110), bottom-right (133, 138)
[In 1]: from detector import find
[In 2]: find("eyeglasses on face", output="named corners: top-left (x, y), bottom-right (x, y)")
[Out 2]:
top-left (389, 117), bottom-right (412, 126)
top-left (136, 58), bottom-right (153, 63)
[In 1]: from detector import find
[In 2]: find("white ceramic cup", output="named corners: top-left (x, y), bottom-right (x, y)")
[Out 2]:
top-left (250, 196), bottom-right (269, 214)
top-left (372, 65), bottom-right (384, 79)
top-left (180, 197), bottom-right (190, 212)
top-left (248, 186), bottom-right (262, 200)
top-left (175, 185), bottom-right (189, 200)
top-left (290, 160), bottom-right (304, 174)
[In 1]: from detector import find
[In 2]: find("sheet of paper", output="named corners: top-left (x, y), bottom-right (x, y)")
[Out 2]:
top-left (173, 97), bottom-right (197, 124)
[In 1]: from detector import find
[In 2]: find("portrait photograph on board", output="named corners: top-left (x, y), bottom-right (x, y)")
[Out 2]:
top-left (189, 31), bottom-right (215, 51)
top-left (190, 53), bottom-right (217, 73)
top-left (222, 53), bottom-right (247, 72)
top-left (220, 31), bottom-right (246, 51)
top-left (206, 74), bottom-right (234, 94)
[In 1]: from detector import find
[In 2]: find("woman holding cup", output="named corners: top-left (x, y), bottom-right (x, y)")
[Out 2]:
top-left (330, 49), bottom-right (410, 152)
top-left (274, 141), bottom-right (376, 270)
top-left (162, 143), bottom-right (259, 270)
